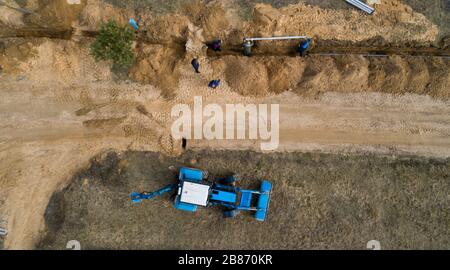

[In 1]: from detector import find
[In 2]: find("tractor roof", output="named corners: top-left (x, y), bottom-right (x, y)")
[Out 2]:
top-left (179, 181), bottom-right (210, 206)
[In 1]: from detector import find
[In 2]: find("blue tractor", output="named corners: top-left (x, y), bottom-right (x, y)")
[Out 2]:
top-left (130, 167), bottom-right (272, 222)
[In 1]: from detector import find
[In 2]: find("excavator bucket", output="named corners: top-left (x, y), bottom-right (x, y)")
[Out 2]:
top-left (130, 192), bottom-right (145, 204)
top-left (255, 180), bottom-right (272, 222)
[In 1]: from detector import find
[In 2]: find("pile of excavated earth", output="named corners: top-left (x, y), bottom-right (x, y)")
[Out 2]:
top-left (1, 0), bottom-right (448, 98)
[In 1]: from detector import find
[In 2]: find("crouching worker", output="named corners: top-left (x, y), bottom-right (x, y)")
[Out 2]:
top-left (208, 79), bottom-right (221, 89)
top-left (207, 39), bottom-right (222, 52)
top-left (298, 38), bottom-right (312, 57)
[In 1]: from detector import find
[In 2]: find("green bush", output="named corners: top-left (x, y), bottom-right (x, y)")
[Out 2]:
top-left (90, 20), bottom-right (135, 67)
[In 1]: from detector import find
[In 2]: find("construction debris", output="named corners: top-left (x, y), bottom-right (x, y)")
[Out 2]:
top-left (345, 0), bottom-right (375, 14)
top-left (129, 19), bottom-right (139, 30)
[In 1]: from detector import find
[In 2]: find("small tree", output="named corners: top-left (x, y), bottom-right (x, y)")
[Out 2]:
top-left (90, 20), bottom-right (134, 68)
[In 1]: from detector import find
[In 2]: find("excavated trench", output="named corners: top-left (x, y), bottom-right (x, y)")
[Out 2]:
top-left (2, 26), bottom-right (449, 57)
top-left (211, 43), bottom-right (450, 58)
top-left (0, 27), bottom-right (73, 39)
top-left (0, 25), bottom-right (449, 101)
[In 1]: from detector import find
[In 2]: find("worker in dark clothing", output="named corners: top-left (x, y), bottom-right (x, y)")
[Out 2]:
top-left (207, 39), bottom-right (222, 52)
top-left (298, 38), bottom-right (312, 57)
top-left (191, 58), bottom-right (200, 73)
top-left (208, 79), bottom-right (221, 89)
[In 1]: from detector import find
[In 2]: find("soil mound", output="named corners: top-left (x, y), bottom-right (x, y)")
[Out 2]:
top-left (24, 0), bottom-right (86, 28)
top-left (79, 0), bottom-right (132, 29)
top-left (368, 56), bottom-right (409, 94)
top-left (0, 0), bottom-right (25, 27)
top-left (246, 1), bottom-right (438, 46)
top-left (0, 38), bottom-right (111, 83)
top-left (142, 15), bottom-right (190, 44)
top-left (264, 57), bottom-right (306, 94)
top-left (216, 56), bottom-right (269, 96)
top-left (211, 55), bottom-right (449, 99)
top-left (129, 44), bottom-right (183, 98)
top-left (199, 4), bottom-right (231, 41)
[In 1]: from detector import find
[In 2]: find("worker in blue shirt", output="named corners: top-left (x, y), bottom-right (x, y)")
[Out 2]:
top-left (298, 38), bottom-right (312, 57)
top-left (208, 79), bottom-right (221, 89)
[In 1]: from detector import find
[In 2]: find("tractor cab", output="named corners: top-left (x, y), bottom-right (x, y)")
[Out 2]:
top-left (174, 168), bottom-right (210, 212)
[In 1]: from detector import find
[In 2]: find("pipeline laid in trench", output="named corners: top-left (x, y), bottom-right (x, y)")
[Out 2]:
top-left (1, 26), bottom-right (449, 59)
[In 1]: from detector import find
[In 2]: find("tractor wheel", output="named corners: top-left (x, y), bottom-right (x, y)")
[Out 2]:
top-left (223, 209), bottom-right (239, 218)
top-left (223, 174), bottom-right (239, 185)
top-left (170, 192), bottom-right (177, 201)
top-left (202, 170), bottom-right (209, 180)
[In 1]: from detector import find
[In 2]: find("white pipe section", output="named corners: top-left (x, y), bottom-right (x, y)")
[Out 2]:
top-left (244, 36), bottom-right (310, 42)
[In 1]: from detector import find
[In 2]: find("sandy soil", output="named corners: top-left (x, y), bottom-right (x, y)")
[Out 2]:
top-left (208, 55), bottom-right (450, 98)
top-left (0, 0), bottom-right (449, 249)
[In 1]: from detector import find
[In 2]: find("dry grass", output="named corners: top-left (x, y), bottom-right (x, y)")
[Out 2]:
top-left (38, 150), bottom-right (450, 250)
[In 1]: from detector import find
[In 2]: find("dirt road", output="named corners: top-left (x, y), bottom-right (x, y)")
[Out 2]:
top-left (190, 92), bottom-right (450, 158)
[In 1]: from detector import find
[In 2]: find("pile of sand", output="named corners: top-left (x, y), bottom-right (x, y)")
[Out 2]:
top-left (78, 0), bottom-right (133, 29)
top-left (2, 0), bottom-right (441, 49)
top-left (0, 38), bottom-right (111, 83)
top-left (0, 39), bottom-right (39, 74)
top-left (121, 0), bottom-right (445, 99)
top-left (1, 0), bottom-right (447, 100)
top-left (22, 0), bottom-right (86, 28)
top-left (198, 3), bottom-right (231, 41)
top-left (425, 57), bottom-right (450, 98)
top-left (264, 57), bottom-right (306, 94)
top-left (180, 0), bottom-right (243, 43)
top-left (211, 55), bottom-right (449, 99)
top-left (129, 44), bottom-right (183, 98)
top-left (141, 14), bottom-right (190, 44)
top-left (211, 56), bottom-right (269, 96)
top-left (302, 55), bottom-right (447, 98)
top-left (243, 0), bottom-right (439, 46)
top-left (296, 55), bottom-right (369, 95)
top-left (330, 55), bottom-right (369, 92)
top-left (0, 0), bottom-right (25, 27)
top-left (368, 56), bottom-right (409, 94)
